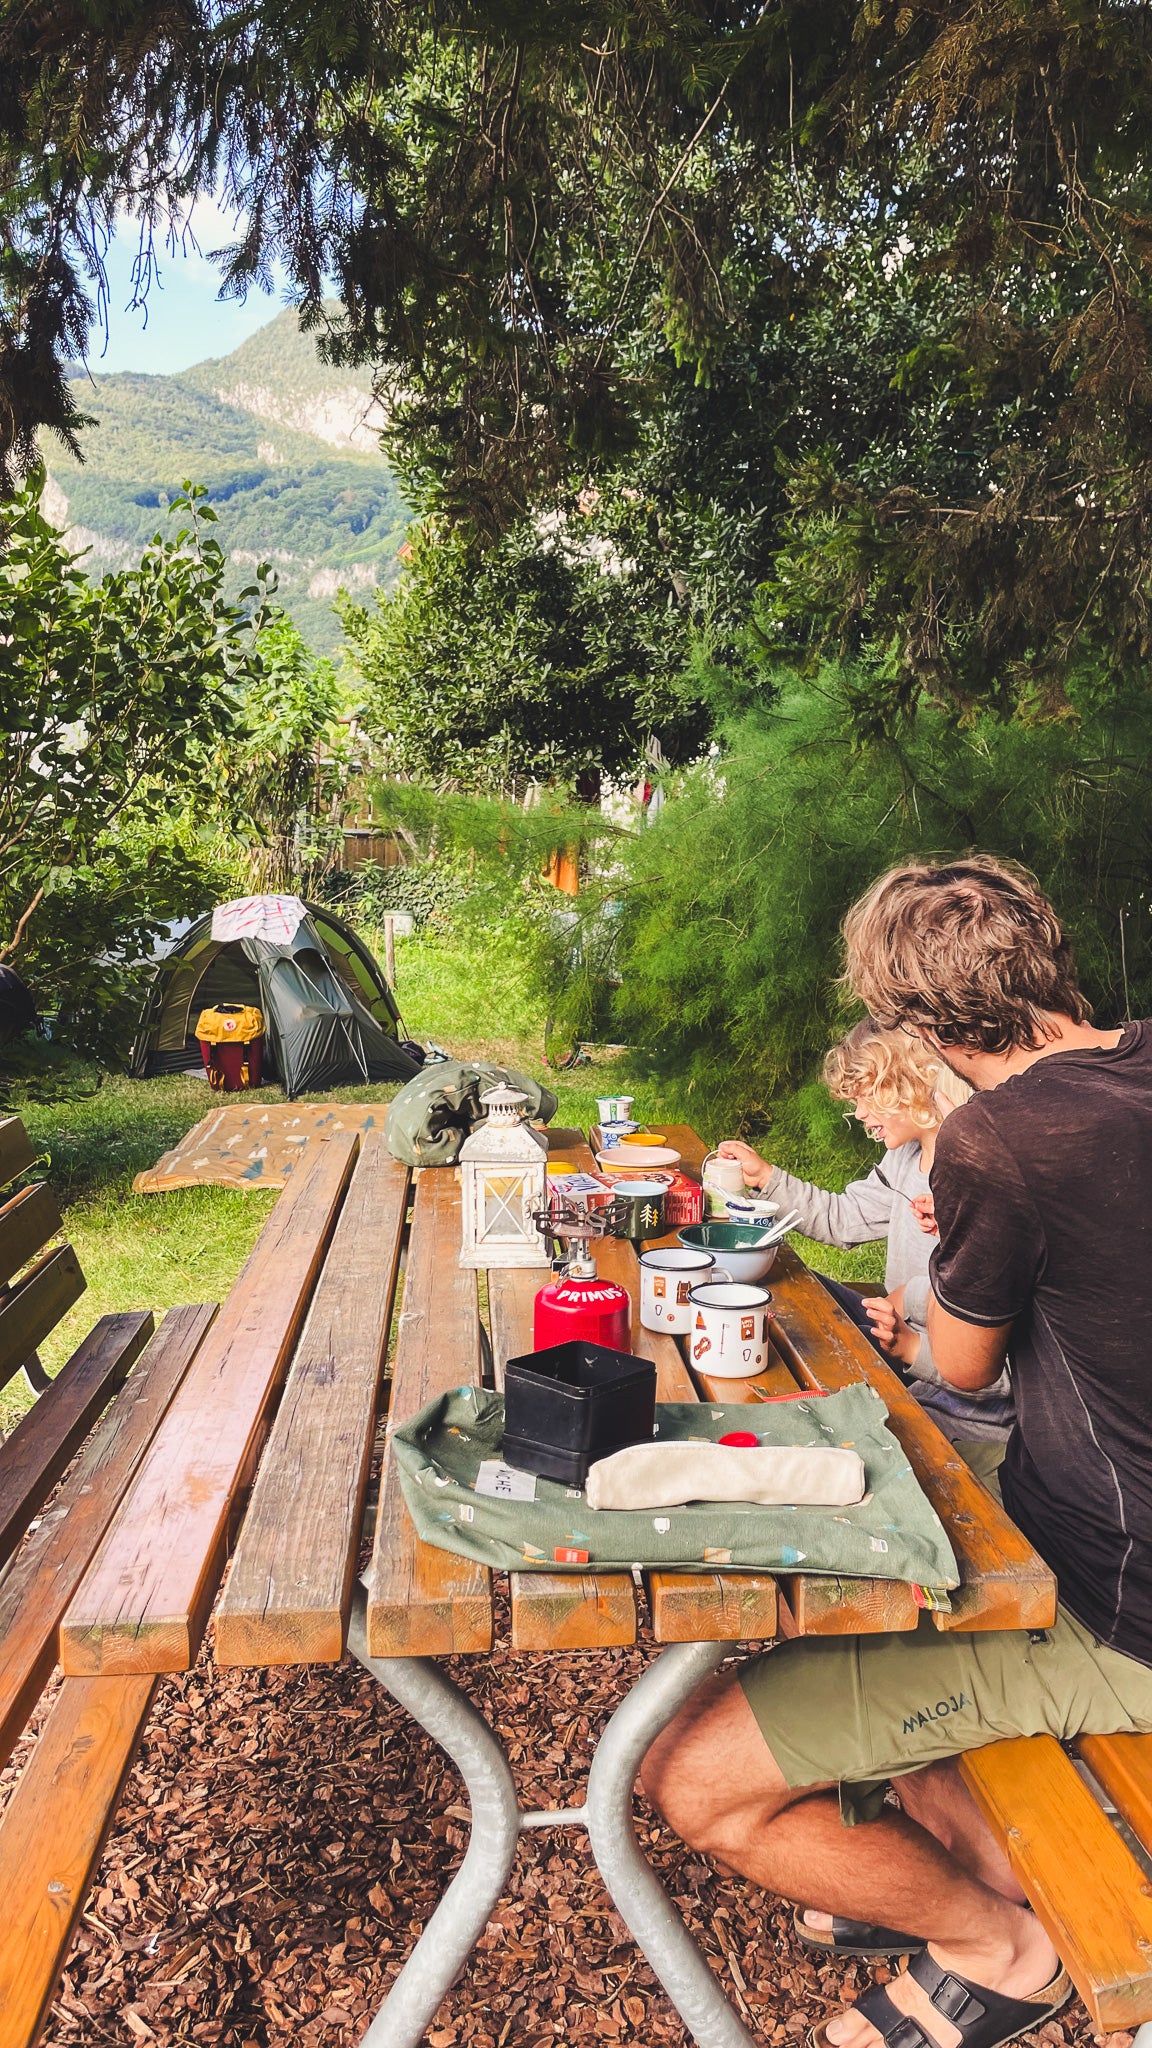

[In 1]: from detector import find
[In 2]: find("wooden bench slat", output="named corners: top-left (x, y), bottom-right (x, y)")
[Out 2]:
top-left (776, 1573), bottom-right (919, 1636)
top-left (366, 1169), bottom-right (492, 1658)
top-left (487, 1261), bottom-right (640, 1650)
top-left (0, 1672), bottom-right (157, 2048)
top-left (215, 1135), bottom-right (409, 1666)
top-left (700, 1334), bottom-right (920, 1637)
top-left (0, 1116), bottom-right (35, 1194)
top-left (962, 1735), bottom-right (1152, 2031)
top-left (59, 1137), bottom-right (359, 1676)
top-left (0, 1247), bottom-right (86, 1397)
top-left (0, 1304), bottom-right (214, 1773)
top-left (0, 1309), bottom-right (154, 1571)
top-left (1077, 1732), bottom-right (1152, 1857)
top-left (0, 1185), bottom-right (63, 1291)
top-left (500, 1133), bottom-right (642, 1650)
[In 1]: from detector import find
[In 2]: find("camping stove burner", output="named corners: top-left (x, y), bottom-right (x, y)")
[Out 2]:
top-left (531, 1199), bottom-right (613, 1277)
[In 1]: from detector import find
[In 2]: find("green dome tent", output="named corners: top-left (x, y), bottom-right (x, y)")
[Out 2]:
top-left (130, 898), bottom-right (423, 1097)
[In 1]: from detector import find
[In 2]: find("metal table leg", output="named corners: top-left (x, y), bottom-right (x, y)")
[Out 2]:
top-left (585, 1640), bottom-right (758, 2048)
top-left (348, 1591), bottom-right (756, 2048)
top-left (348, 1590), bottom-right (522, 2047)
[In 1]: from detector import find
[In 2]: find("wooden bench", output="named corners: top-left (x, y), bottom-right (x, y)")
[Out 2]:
top-left (61, 1128), bottom-right (408, 1676)
top-left (0, 1122), bottom-right (409, 2048)
top-left (0, 1115), bottom-right (218, 2048)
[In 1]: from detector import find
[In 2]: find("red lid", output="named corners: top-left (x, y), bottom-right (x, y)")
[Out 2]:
top-left (719, 1431), bottom-right (759, 1448)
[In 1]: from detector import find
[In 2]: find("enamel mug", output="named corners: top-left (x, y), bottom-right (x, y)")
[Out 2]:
top-left (604, 1177), bottom-right (666, 1241)
top-left (686, 1280), bottom-right (774, 1379)
top-left (638, 1247), bottom-right (733, 1335)
top-left (725, 1195), bottom-right (779, 1228)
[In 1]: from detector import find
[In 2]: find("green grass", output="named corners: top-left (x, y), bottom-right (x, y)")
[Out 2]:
top-left (0, 921), bottom-right (883, 1431)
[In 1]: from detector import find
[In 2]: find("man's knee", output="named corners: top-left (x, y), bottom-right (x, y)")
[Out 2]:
top-left (639, 1670), bottom-right (793, 1853)
top-left (639, 1677), bottom-right (730, 1846)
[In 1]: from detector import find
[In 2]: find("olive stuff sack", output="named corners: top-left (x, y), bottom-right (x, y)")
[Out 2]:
top-left (385, 1059), bottom-right (559, 1167)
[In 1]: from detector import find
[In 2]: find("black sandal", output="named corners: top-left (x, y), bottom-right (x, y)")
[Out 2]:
top-left (793, 1909), bottom-right (925, 1959)
top-left (809, 1949), bottom-right (1072, 2048)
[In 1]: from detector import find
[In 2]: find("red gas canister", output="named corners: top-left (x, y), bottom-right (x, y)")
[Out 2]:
top-left (534, 1254), bottom-right (632, 1353)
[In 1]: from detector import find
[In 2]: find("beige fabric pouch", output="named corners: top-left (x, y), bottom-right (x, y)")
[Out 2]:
top-left (584, 1441), bottom-right (866, 1512)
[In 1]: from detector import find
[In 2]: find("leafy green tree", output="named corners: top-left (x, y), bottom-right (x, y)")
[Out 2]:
top-left (214, 617), bottom-right (348, 890)
top-left (8, 2), bottom-right (1152, 711)
top-left (0, 473), bottom-right (268, 1046)
top-left (340, 514), bottom-right (721, 792)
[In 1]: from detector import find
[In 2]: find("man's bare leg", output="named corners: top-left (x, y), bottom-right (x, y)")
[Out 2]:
top-left (640, 1675), bottom-right (1059, 2048)
top-left (800, 1757), bottom-right (1027, 1944)
top-left (897, 1759), bottom-right (1028, 1903)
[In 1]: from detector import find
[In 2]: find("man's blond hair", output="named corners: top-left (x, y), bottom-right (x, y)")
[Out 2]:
top-left (842, 855), bottom-right (1090, 1054)
top-left (823, 1019), bottom-right (971, 1130)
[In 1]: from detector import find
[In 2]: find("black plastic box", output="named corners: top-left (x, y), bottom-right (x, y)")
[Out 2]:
top-left (503, 1340), bottom-right (657, 1487)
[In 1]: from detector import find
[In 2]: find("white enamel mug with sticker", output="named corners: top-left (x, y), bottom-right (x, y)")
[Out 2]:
top-left (686, 1279), bottom-right (773, 1378)
top-left (638, 1247), bottom-right (733, 1335)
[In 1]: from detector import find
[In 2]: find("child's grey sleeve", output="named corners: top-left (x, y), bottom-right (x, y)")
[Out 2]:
top-left (904, 1328), bottom-right (1014, 1406)
top-left (902, 1273), bottom-right (932, 1330)
top-left (906, 1330), bottom-right (945, 1385)
top-left (764, 1165), bottom-right (894, 1247)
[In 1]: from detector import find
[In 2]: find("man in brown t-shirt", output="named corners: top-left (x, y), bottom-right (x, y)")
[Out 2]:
top-left (642, 857), bottom-right (1152, 2048)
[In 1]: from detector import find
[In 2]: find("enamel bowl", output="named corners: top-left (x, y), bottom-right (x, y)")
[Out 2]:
top-left (677, 1220), bottom-right (779, 1281)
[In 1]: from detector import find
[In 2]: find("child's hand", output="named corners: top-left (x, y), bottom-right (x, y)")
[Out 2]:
top-left (864, 1292), bottom-right (920, 1367)
top-left (911, 1193), bottom-right (938, 1236)
top-left (717, 1139), bottom-right (773, 1189)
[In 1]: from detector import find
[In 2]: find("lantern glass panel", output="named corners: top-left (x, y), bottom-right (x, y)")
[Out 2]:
top-left (482, 1171), bottom-right (533, 1239)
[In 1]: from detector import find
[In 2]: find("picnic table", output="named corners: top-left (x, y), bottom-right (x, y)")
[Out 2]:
top-left (33, 1116), bottom-right (1064, 2048)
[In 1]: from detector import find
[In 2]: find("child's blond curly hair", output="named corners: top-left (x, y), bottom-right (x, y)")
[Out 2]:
top-left (822, 1018), bottom-right (971, 1132)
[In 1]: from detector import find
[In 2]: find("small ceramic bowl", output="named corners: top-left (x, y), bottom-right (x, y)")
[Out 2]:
top-left (677, 1220), bottom-right (780, 1281)
top-left (725, 1195), bottom-right (780, 1226)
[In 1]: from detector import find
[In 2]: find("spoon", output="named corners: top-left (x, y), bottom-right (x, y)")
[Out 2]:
top-left (872, 1166), bottom-right (916, 1206)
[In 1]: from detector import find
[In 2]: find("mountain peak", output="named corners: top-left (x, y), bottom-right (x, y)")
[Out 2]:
top-left (181, 306), bottom-right (387, 454)
top-left (49, 307), bottom-right (407, 654)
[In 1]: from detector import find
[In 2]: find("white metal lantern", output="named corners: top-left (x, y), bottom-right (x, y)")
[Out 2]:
top-left (458, 1084), bottom-right (550, 1269)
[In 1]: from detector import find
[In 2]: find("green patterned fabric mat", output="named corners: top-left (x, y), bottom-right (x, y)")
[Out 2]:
top-left (393, 1384), bottom-right (958, 1594)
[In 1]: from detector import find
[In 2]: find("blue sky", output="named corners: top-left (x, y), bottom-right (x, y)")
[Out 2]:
top-left (77, 198), bottom-right (289, 378)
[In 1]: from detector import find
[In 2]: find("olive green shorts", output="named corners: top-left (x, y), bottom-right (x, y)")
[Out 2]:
top-left (738, 1445), bottom-right (1152, 1824)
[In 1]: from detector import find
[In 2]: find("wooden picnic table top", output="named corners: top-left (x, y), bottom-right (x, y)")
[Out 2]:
top-left (363, 1119), bottom-right (1055, 1661)
top-left (59, 1115), bottom-right (1056, 1679)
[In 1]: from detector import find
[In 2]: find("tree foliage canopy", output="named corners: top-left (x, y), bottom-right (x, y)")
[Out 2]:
top-left (6, 1), bottom-right (1152, 714)
top-left (340, 496), bottom-right (758, 789)
top-left (604, 666), bottom-right (1152, 1126)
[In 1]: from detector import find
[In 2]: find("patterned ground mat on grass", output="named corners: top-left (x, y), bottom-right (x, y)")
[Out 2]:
top-left (133, 1103), bottom-right (388, 1193)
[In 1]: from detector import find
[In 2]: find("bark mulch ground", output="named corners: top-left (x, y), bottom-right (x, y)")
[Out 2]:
top-left (0, 1611), bottom-right (1126, 2048)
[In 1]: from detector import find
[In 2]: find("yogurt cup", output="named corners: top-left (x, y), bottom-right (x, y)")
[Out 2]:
top-left (597, 1095), bottom-right (634, 1124)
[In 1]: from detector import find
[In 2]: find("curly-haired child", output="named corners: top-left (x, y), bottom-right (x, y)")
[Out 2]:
top-left (719, 1020), bottom-right (1014, 1443)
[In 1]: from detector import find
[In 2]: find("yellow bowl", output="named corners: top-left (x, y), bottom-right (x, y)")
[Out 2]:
top-left (618, 1130), bottom-right (665, 1146)
top-left (547, 1159), bottom-right (578, 1175)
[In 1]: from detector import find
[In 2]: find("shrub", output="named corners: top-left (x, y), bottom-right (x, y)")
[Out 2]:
top-left (602, 670), bottom-right (1152, 1133)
